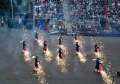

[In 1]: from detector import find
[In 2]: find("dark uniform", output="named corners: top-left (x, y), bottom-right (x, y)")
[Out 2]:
top-left (95, 43), bottom-right (98, 49)
top-left (44, 41), bottom-right (47, 47)
top-left (76, 46), bottom-right (81, 52)
top-left (59, 48), bottom-right (63, 59)
top-left (43, 41), bottom-right (48, 52)
top-left (95, 58), bottom-right (100, 71)
top-left (76, 42), bottom-right (79, 47)
top-left (43, 41), bottom-right (47, 48)
top-left (76, 42), bottom-right (80, 52)
top-left (23, 41), bottom-right (27, 50)
top-left (35, 56), bottom-right (38, 68)
top-left (59, 37), bottom-right (63, 45)
top-left (35, 33), bottom-right (39, 39)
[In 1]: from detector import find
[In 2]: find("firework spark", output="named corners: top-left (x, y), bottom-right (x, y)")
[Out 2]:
top-left (91, 37), bottom-right (114, 84)
top-left (94, 52), bottom-right (103, 59)
top-left (100, 70), bottom-right (113, 84)
top-left (36, 66), bottom-right (47, 84)
top-left (73, 40), bottom-right (82, 45)
top-left (59, 45), bottom-right (68, 55)
top-left (76, 52), bottom-right (86, 63)
top-left (74, 36), bottom-right (87, 63)
top-left (56, 56), bottom-right (68, 73)
top-left (36, 39), bottom-right (44, 47)
top-left (23, 50), bottom-right (31, 61)
top-left (44, 50), bottom-right (53, 62)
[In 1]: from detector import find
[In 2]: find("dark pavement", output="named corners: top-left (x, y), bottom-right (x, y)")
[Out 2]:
top-left (0, 26), bottom-right (120, 84)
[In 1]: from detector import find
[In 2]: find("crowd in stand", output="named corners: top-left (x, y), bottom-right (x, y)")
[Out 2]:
top-left (34, 0), bottom-right (64, 19)
top-left (68, 0), bottom-right (120, 22)
top-left (72, 21), bottom-right (101, 32)
top-left (68, 0), bottom-right (120, 32)
top-left (34, 0), bottom-right (65, 31)
top-left (34, 0), bottom-right (57, 18)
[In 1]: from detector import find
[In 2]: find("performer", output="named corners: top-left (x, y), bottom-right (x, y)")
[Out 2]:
top-left (59, 36), bottom-right (63, 45)
top-left (94, 46), bottom-right (100, 53)
top-left (35, 33), bottom-right (40, 41)
top-left (58, 47), bottom-right (63, 59)
top-left (76, 45), bottom-right (81, 52)
top-left (43, 41), bottom-right (47, 48)
top-left (75, 34), bottom-right (78, 40)
top-left (94, 58), bottom-right (101, 73)
top-left (34, 56), bottom-right (41, 71)
top-left (76, 42), bottom-right (79, 47)
top-left (43, 41), bottom-right (48, 54)
top-left (22, 41), bottom-right (28, 52)
top-left (95, 43), bottom-right (98, 49)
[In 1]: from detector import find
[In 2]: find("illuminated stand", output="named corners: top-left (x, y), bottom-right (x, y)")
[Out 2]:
top-left (112, 72), bottom-right (120, 84)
